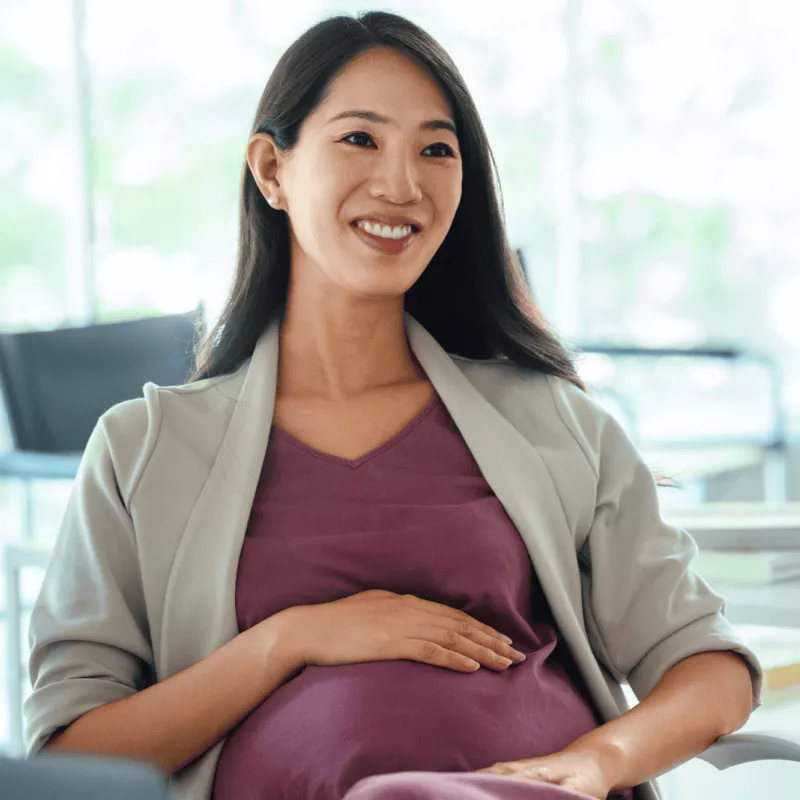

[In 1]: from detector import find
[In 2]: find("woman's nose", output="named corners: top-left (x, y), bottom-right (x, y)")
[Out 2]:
top-left (369, 155), bottom-right (423, 204)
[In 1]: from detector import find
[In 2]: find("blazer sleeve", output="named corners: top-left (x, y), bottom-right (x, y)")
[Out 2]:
top-left (551, 378), bottom-right (764, 710)
top-left (23, 403), bottom-right (155, 754)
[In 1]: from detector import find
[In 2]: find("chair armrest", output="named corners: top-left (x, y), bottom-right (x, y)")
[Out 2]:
top-left (696, 730), bottom-right (800, 770)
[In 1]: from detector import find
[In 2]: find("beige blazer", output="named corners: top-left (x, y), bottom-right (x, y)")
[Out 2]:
top-left (24, 311), bottom-right (762, 800)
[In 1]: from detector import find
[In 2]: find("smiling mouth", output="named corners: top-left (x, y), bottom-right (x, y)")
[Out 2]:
top-left (349, 220), bottom-right (420, 255)
top-left (352, 218), bottom-right (421, 236)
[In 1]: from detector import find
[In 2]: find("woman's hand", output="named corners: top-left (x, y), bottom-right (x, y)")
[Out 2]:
top-left (273, 589), bottom-right (526, 674)
top-left (475, 747), bottom-right (615, 799)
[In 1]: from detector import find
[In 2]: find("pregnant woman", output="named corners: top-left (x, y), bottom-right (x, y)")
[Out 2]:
top-left (25, 10), bottom-right (760, 800)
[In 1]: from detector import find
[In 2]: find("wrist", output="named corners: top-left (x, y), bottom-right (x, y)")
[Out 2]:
top-left (247, 608), bottom-right (308, 678)
top-left (564, 731), bottom-right (628, 790)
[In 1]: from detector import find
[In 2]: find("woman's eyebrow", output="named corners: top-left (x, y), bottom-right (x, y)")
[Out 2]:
top-left (326, 109), bottom-right (457, 137)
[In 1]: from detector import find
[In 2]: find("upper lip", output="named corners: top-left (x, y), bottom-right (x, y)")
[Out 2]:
top-left (351, 213), bottom-right (422, 230)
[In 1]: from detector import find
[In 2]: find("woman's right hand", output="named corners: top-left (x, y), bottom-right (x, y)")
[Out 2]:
top-left (273, 589), bottom-right (526, 673)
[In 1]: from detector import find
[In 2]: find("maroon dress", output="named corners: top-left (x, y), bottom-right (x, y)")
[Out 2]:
top-left (212, 391), bottom-right (635, 800)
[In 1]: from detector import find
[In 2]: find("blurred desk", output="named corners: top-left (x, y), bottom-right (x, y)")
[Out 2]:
top-left (714, 582), bottom-right (800, 629)
top-left (663, 503), bottom-right (800, 550)
top-left (663, 503), bottom-right (800, 628)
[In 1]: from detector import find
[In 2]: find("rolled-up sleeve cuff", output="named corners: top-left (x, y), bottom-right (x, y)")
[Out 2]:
top-left (627, 612), bottom-right (764, 711)
top-left (24, 677), bottom-right (139, 756)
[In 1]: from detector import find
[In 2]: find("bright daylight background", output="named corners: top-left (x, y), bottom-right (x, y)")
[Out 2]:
top-left (1, 1), bottom-right (799, 799)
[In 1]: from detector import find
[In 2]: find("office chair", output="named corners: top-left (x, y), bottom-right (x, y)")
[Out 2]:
top-left (0, 307), bottom-right (203, 479)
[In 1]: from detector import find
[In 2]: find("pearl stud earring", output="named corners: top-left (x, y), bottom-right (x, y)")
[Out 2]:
top-left (267, 196), bottom-right (277, 207)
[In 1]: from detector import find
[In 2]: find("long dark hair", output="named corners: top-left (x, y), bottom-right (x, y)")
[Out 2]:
top-left (187, 10), bottom-right (679, 489)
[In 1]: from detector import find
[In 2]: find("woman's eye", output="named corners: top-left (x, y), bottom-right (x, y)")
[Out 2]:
top-left (341, 132), bottom-right (376, 148)
top-left (423, 142), bottom-right (456, 159)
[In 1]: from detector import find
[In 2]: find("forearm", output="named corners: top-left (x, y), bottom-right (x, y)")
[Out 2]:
top-left (566, 650), bottom-right (754, 792)
top-left (43, 616), bottom-right (302, 775)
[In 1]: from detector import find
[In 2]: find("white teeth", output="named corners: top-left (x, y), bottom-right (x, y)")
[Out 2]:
top-left (357, 220), bottom-right (413, 239)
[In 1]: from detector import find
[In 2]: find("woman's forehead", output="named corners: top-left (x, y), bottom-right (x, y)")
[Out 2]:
top-left (317, 49), bottom-right (453, 122)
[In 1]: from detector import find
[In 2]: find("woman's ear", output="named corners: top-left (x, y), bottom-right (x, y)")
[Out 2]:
top-left (247, 133), bottom-right (285, 207)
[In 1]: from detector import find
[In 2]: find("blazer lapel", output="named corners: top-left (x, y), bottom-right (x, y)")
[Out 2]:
top-left (159, 322), bottom-right (280, 675)
top-left (404, 314), bottom-right (622, 721)
top-left (405, 318), bottom-right (587, 638)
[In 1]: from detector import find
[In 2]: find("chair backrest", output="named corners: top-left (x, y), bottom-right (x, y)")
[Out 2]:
top-left (0, 308), bottom-right (203, 454)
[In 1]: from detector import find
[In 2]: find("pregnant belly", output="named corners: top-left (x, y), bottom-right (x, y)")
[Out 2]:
top-left (213, 655), bottom-right (603, 800)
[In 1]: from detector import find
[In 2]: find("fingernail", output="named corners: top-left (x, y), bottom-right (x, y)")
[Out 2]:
top-left (501, 635), bottom-right (513, 644)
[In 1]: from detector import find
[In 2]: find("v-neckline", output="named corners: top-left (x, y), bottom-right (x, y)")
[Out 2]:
top-left (270, 391), bottom-right (441, 470)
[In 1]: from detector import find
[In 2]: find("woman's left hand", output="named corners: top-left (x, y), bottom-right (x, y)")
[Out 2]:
top-left (475, 747), bottom-right (615, 799)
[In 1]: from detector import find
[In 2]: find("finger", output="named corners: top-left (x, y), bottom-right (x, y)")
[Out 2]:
top-left (522, 766), bottom-right (555, 783)
top-left (403, 638), bottom-right (483, 672)
top-left (480, 764), bottom-right (515, 775)
top-left (442, 621), bottom-right (525, 662)
top-left (417, 613), bottom-right (523, 664)
top-left (403, 595), bottom-right (513, 644)
top-left (413, 626), bottom-right (515, 671)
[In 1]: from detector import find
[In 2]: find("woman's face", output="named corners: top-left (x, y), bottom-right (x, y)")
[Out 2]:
top-left (252, 47), bottom-right (463, 299)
